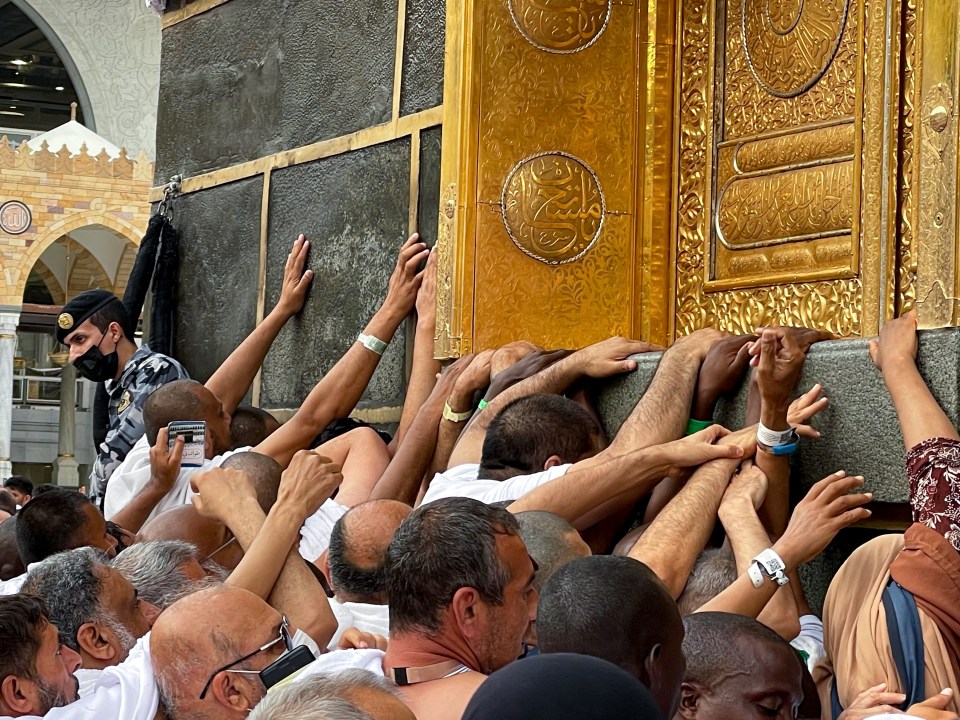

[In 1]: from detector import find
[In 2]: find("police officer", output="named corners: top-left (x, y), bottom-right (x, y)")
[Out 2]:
top-left (57, 290), bottom-right (188, 508)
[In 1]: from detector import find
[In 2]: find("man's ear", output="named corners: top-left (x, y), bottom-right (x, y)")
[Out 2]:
top-left (211, 672), bottom-right (257, 712)
top-left (543, 455), bottom-right (563, 470)
top-left (450, 586), bottom-right (482, 636)
top-left (77, 622), bottom-right (116, 662)
top-left (677, 681), bottom-right (702, 719)
top-left (642, 643), bottom-right (661, 690)
top-left (318, 551), bottom-right (332, 583)
top-left (0, 674), bottom-right (37, 716)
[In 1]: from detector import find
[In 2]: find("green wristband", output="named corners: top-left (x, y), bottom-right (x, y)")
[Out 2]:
top-left (477, 399), bottom-right (488, 412)
top-left (686, 418), bottom-right (714, 435)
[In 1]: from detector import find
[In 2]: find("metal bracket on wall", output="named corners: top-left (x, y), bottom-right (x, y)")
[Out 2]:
top-left (157, 174), bottom-right (183, 220)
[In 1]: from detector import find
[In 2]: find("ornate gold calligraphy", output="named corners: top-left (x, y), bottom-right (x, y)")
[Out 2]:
top-left (742, 0), bottom-right (850, 98)
top-left (716, 161), bottom-right (854, 249)
top-left (507, 0), bottom-right (611, 54)
top-left (501, 152), bottom-right (605, 265)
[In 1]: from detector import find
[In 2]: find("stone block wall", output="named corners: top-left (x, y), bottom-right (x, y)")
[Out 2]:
top-left (156, 0), bottom-right (446, 415)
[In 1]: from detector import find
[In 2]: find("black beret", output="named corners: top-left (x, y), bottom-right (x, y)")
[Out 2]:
top-left (56, 290), bottom-right (126, 345)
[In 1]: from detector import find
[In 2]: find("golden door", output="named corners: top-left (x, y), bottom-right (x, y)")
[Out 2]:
top-left (436, 0), bottom-right (960, 354)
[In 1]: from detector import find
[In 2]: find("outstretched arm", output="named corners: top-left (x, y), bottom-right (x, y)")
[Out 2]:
top-left (255, 235), bottom-right (430, 468)
top-left (718, 461), bottom-right (801, 640)
top-left (206, 234), bottom-right (314, 414)
top-left (389, 244), bottom-right (441, 454)
top-left (699, 471), bottom-right (871, 617)
top-left (191, 451), bottom-right (343, 646)
top-left (871, 310), bottom-right (959, 449)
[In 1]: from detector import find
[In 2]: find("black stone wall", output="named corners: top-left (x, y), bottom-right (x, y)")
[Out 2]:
top-left (158, 0), bottom-right (446, 411)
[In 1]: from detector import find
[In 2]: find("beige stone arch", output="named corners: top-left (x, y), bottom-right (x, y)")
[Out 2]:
top-left (65, 242), bottom-right (113, 300)
top-left (30, 259), bottom-right (66, 305)
top-left (14, 209), bottom-right (143, 302)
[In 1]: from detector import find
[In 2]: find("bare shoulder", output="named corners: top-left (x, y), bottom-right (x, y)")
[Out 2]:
top-left (400, 671), bottom-right (488, 720)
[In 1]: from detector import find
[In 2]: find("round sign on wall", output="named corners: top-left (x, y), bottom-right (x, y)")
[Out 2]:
top-left (0, 201), bottom-right (31, 235)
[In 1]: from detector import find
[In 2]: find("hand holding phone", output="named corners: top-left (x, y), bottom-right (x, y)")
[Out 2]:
top-left (167, 421), bottom-right (206, 467)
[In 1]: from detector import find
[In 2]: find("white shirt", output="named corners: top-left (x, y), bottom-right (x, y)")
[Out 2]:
top-left (5, 634), bottom-right (158, 720)
top-left (327, 599), bottom-right (391, 651)
top-left (273, 649), bottom-right (386, 692)
top-left (0, 572), bottom-right (26, 596)
top-left (421, 463), bottom-right (572, 506)
top-left (103, 435), bottom-right (250, 523)
top-left (298, 499), bottom-right (350, 562)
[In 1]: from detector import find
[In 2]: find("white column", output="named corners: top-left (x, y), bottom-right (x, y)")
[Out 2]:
top-left (53, 362), bottom-right (79, 487)
top-left (0, 311), bottom-right (20, 481)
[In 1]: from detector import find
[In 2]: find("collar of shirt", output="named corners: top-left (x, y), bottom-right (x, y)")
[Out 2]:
top-left (105, 343), bottom-right (153, 394)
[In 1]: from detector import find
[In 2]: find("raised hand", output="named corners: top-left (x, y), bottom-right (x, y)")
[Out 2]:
top-left (693, 335), bottom-right (755, 419)
top-left (490, 340), bottom-right (540, 377)
top-left (722, 459), bottom-right (768, 512)
top-left (453, 350), bottom-right (495, 398)
top-left (338, 627), bottom-right (389, 651)
top-left (415, 247), bottom-right (437, 334)
top-left (672, 327), bottom-right (727, 361)
top-left (276, 234), bottom-right (315, 318)
top-left (574, 336), bottom-right (660, 379)
top-left (751, 328), bottom-right (807, 409)
top-left (651, 425), bottom-right (744, 470)
top-left (776, 471), bottom-right (872, 568)
top-left (149, 427), bottom-right (184, 494)
top-left (788, 384), bottom-right (829, 438)
top-left (755, 325), bottom-right (834, 354)
top-left (278, 450), bottom-right (344, 519)
top-left (869, 310), bottom-right (919, 372)
top-left (485, 348), bottom-right (571, 399)
top-left (383, 234), bottom-right (431, 317)
top-left (191, 467), bottom-right (258, 522)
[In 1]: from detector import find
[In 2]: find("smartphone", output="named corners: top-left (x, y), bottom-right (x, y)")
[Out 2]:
top-left (260, 645), bottom-right (316, 690)
top-left (167, 421), bottom-right (206, 467)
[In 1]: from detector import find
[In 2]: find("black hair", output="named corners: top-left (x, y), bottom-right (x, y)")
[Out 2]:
top-left (0, 594), bottom-right (49, 685)
top-left (3, 476), bottom-right (33, 496)
top-left (538, 556), bottom-right (681, 679)
top-left (385, 497), bottom-right (520, 633)
top-left (15, 490), bottom-right (93, 565)
top-left (88, 300), bottom-right (133, 340)
top-left (478, 394), bottom-right (604, 481)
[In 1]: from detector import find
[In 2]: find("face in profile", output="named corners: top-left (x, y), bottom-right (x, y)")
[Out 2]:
top-left (679, 638), bottom-right (803, 720)
top-left (473, 533), bottom-right (538, 675)
top-left (32, 621), bottom-right (82, 712)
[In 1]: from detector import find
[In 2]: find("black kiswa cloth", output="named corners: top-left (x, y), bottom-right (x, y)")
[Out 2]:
top-left (149, 215), bottom-right (179, 357)
top-left (462, 654), bottom-right (663, 720)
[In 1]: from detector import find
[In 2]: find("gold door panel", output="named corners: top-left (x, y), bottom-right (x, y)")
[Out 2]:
top-left (436, 0), bottom-right (676, 354)
top-left (674, 0), bottom-right (900, 338)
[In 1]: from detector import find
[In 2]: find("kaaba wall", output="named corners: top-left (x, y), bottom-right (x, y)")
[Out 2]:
top-left (154, 0), bottom-right (445, 416)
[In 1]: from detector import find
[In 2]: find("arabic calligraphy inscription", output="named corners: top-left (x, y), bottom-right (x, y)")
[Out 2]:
top-left (507, 0), bottom-right (611, 53)
top-left (501, 152), bottom-right (606, 265)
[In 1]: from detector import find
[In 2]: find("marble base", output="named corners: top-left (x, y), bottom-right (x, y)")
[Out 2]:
top-left (53, 455), bottom-right (80, 488)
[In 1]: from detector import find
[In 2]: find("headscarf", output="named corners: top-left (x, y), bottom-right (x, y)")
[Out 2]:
top-left (463, 653), bottom-right (663, 720)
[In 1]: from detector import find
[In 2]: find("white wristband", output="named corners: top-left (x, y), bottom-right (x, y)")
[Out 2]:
top-left (757, 422), bottom-right (796, 448)
top-left (357, 333), bottom-right (388, 355)
top-left (752, 548), bottom-right (790, 586)
top-left (747, 563), bottom-right (765, 588)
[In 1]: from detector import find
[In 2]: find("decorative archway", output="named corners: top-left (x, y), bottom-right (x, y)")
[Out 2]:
top-left (14, 209), bottom-right (143, 301)
top-left (30, 259), bottom-right (65, 305)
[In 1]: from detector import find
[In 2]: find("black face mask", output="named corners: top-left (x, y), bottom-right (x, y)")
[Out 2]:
top-left (72, 332), bottom-right (119, 382)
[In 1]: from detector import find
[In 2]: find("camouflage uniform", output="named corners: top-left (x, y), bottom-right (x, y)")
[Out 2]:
top-left (88, 344), bottom-right (189, 509)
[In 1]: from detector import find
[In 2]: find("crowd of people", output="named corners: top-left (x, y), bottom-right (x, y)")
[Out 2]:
top-left (0, 232), bottom-right (957, 720)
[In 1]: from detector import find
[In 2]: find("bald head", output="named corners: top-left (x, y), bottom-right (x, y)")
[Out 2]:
top-left (220, 452), bottom-right (282, 513)
top-left (152, 586), bottom-right (282, 720)
top-left (144, 380), bottom-right (206, 445)
top-left (328, 500), bottom-right (411, 604)
top-left (138, 505), bottom-right (243, 571)
top-left (515, 511), bottom-right (590, 593)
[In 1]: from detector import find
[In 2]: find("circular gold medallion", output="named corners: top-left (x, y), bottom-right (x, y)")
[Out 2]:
top-left (742, 0), bottom-right (849, 98)
top-left (501, 152), bottom-right (605, 265)
top-left (58, 313), bottom-right (74, 330)
top-left (508, 0), bottom-right (611, 54)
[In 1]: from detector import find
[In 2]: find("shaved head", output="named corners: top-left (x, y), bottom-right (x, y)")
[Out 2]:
top-left (144, 380), bottom-right (206, 445)
top-left (138, 505), bottom-right (242, 571)
top-left (220, 452), bottom-right (282, 513)
top-left (152, 586), bottom-right (282, 720)
top-left (328, 500), bottom-right (411, 603)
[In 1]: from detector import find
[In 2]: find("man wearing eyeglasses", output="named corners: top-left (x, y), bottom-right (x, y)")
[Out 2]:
top-left (151, 585), bottom-right (299, 720)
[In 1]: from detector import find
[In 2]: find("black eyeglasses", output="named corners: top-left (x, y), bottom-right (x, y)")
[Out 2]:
top-left (198, 615), bottom-right (292, 700)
